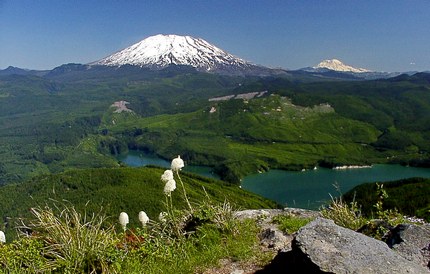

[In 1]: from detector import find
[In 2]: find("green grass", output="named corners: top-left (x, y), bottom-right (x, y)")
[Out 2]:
top-left (122, 219), bottom-right (265, 273)
top-left (0, 160), bottom-right (277, 272)
top-left (321, 182), bottom-right (417, 239)
top-left (320, 195), bottom-right (368, 231)
top-left (0, 173), bottom-right (272, 273)
top-left (271, 214), bottom-right (314, 234)
top-left (0, 209), bottom-right (267, 274)
top-left (0, 166), bottom-right (277, 240)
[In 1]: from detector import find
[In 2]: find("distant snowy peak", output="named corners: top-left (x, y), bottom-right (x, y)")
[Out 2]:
top-left (91, 34), bottom-right (256, 72)
top-left (314, 59), bottom-right (370, 73)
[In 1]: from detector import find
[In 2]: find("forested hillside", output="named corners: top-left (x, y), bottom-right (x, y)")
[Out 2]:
top-left (0, 66), bottom-right (429, 184)
top-left (0, 166), bottom-right (276, 238)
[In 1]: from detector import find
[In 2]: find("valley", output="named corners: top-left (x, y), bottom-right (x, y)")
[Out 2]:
top-left (0, 65), bottom-right (430, 186)
top-left (2, 3), bottom-right (430, 272)
top-left (117, 151), bottom-right (430, 210)
top-left (0, 33), bottom-right (430, 273)
top-left (1, 35), bottom-right (430, 235)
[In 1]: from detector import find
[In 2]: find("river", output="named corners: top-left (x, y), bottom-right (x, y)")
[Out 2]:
top-left (118, 151), bottom-right (430, 209)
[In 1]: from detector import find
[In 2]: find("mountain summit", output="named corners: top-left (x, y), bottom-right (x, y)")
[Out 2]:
top-left (90, 34), bottom-right (269, 75)
top-left (314, 59), bottom-right (370, 73)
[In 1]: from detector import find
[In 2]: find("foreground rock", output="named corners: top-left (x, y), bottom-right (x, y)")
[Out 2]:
top-left (224, 210), bottom-right (430, 273)
top-left (385, 224), bottom-right (430, 269)
top-left (235, 208), bottom-right (320, 252)
top-left (264, 218), bottom-right (429, 273)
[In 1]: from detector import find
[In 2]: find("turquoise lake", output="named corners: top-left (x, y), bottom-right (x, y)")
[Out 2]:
top-left (118, 151), bottom-right (430, 209)
top-left (117, 151), bottom-right (220, 180)
top-left (241, 165), bottom-right (430, 209)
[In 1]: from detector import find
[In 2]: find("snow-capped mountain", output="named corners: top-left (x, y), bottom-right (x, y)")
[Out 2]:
top-left (297, 58), bottom-right (402, 80)
top-left (314, 59), bottom-right (370, 73)
top-left (90, 34), bottom-right (275, 75)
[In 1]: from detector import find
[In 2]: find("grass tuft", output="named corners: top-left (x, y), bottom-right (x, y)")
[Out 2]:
top-left (320, 194), bottom-right (367, 231)
top-left (22, 203), bottom-right (119, 273)
top-left (272, 214), bottom-right (314, 234)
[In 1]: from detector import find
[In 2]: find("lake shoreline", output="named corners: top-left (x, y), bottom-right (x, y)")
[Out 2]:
top-left (118, 150), bottom-right (430, 210)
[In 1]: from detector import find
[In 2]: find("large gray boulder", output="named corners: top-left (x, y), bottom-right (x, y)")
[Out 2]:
top-left (385, 223), bottom-right (430, 269)
top-left (293, 218), bottom-right (429, 273)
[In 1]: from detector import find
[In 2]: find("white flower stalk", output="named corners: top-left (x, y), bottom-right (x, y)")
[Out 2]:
top-left (0, 231), bottom-right (5, 243)
top-left (159, 212), bottom-right (167, 223)
top-left (138, 211), bottom-right (150, 226)
top-left (163, 179), bottom-right (176, 196)
top-left (170, 155), bottom-right (193, 211)
top-left (161, 169), bottom-right (174, 183)
top-left (171, 155), bottom-right (184, 171)
top-left (119, 212), bottom-right (129, 231)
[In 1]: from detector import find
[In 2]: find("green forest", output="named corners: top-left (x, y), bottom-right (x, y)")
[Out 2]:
top-left (1, 67), bottom-right (429, 185)
top-left (1, 65), bottom-right (430, 273)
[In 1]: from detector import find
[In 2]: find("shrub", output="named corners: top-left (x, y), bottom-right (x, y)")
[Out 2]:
top-left (0, 237), bottom-right (48, 273)
top-left (322, 184), bottom-right (409, 239)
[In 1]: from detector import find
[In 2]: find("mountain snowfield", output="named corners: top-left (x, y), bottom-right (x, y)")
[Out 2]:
top-left (314, 59), bottom-right (370, 73)
top-left (91, 34), bottom-right (259, 73)
top-left (89, 34), bottom-right (376, 76)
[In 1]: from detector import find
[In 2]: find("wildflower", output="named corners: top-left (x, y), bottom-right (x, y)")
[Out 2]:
top-left (164, 178), bottom-right (176, 196)
top-left (119, 212), bottom-right (129, 231)
top-left (171, 155), bottom-right (184, 171)
top-left (170, 155), bottom-right (192, 211)
top-left (159, 212), bottom-right (167, 223)
top-left (161, 169), bottom-right (174, 183)
top-left (138, 211), bottom-right (150, 226)
top-left (0, 231), bottom-right (5, 243)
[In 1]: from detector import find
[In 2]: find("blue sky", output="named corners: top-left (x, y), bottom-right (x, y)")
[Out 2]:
top-left (1, 0), bottom-right (429, 72)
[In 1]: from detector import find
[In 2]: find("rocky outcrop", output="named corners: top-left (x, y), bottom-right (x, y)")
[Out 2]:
top-left (385, 223), bottom-right (430, 269)
top-left (257, 217), bottom-right (429, 274)
top-left (231, 210), bottom-right (430, 273)
top-left (293, 218), bottom-right (428, 273)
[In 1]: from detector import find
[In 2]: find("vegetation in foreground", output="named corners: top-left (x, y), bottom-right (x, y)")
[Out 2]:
top-left (343, 177), bottom-right (430, 222)
top-left (0, 200), bottom-right (268, 273)
top-left (0, 156), bottom-right (274, 273)
top-left (1, 160), bottom-right (429, 272)
top-left (321, 182), bottom-right (428, 239)
top-left (0, 165), bottom-right (276, 241)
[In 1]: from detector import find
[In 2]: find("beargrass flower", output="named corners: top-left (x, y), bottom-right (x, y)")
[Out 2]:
top-left (0, 231), bottom-right (5, 243)
top-left (164, 178), bottom-right (176, 196)
top-left (171, 155), bottom-right (184, 171)
top-left (138, 211), bottom-right (150, 226)
top-left (159, 212), bottom-right (167, 223)
top-left (119, 212), bottom-right (129, 231)
top-left (161, 169), bottom-right (174, 183)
